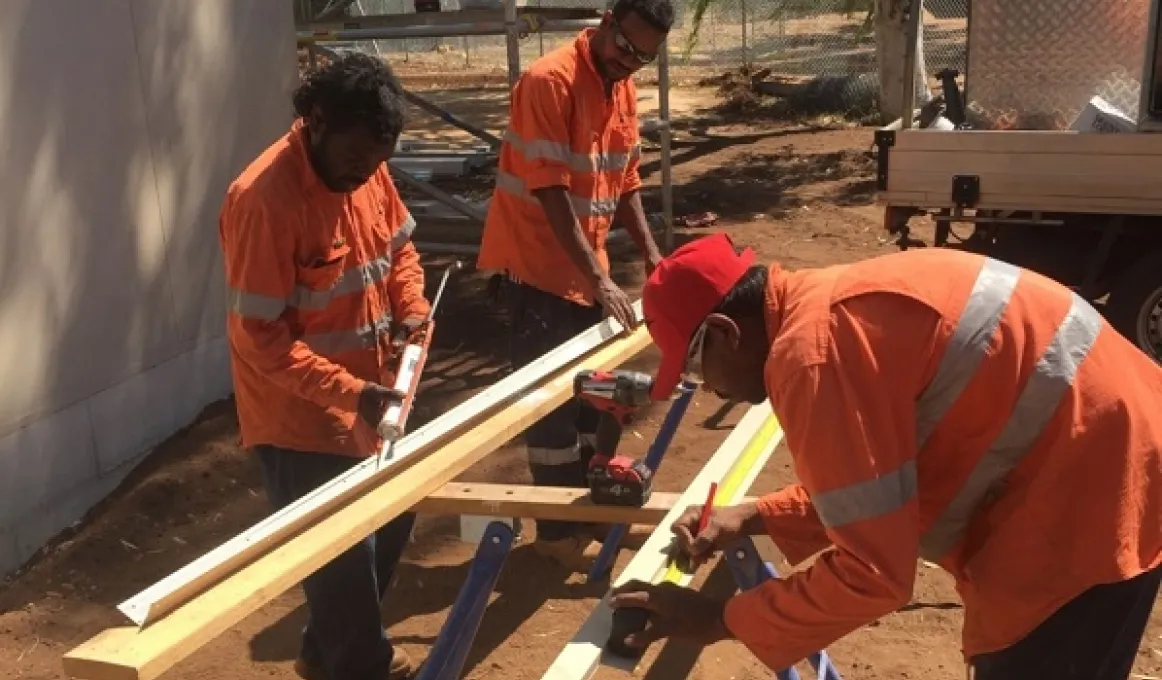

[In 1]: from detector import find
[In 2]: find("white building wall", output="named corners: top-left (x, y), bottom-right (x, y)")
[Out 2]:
top-left (0, 0), bottom-right (297, 575)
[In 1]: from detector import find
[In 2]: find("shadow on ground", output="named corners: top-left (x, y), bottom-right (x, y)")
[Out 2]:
top-left (248, 529), bottom-right (608, 672)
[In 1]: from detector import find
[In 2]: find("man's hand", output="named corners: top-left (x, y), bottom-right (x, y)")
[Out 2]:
top-left (357, 382), bottom-right (400, 427)
top-left (391, 317), bottom-right (426, 347)
top-left (608, 580), bottom-right (731, 649)
top-left (672, 502), bottom-right (762, 562)
top-left (595, 275), bottom-right (639, 331)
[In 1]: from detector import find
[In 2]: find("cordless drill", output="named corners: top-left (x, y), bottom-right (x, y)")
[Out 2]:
top-left (573, 370), bottom-right (655, 507)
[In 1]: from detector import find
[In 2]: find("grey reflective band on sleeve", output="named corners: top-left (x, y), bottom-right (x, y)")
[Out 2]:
top-left (300, 309), bottom-right (393, 357)
top-left (494, 171), bottom-right (619, 217)
top-left (808, 258), bottom-right (1102, 552)
top-left (226, 287), bottom-right (287, 322)
top-left (919, 291), bottom-right (1102, 561)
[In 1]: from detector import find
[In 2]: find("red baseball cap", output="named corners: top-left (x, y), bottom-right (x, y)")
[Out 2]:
top-left (642, 233), bottom-right (756, 401)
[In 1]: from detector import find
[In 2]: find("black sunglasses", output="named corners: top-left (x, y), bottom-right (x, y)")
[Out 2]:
top-left (610, 18), bottom-right (656, 65)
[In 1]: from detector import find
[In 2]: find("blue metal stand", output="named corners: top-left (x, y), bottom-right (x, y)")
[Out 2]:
top-left (723, 538), bottom-right (845, 680)
top-left (415, 521), bottom-right (516, 680)
top-left (586, 381), bottom-right (697, 581)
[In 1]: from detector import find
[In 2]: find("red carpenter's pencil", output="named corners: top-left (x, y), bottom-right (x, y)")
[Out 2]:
top-left (696, 482), bottom-right (718, 534)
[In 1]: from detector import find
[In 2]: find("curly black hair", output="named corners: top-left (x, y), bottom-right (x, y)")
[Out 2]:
top-left (611, 0), bottom-right (675, 33)
top-left (293, 52), bottom-right (406, 145)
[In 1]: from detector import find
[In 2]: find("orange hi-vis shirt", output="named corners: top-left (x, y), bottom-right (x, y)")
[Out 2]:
top-left (723, 248), bottom-right (1162, 668)
top-left (476, 28), bottom-right (643, 305)
top-left (218, 118), bottom-right (430, 458)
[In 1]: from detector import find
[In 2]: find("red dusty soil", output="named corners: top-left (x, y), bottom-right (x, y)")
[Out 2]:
top-left (1, 88), bottom-right (1159, 680)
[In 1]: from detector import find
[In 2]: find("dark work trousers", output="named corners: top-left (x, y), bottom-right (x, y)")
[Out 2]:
top-left (971, 563), bottom-right (1162, 680)
top-left (256, 445), bottom-right (417, 680)
top-left (501, 279), bottom-right (605, 542)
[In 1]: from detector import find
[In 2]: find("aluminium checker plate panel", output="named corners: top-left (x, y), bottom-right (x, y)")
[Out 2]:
top-left (964, 0), bottom-right (1150, 130)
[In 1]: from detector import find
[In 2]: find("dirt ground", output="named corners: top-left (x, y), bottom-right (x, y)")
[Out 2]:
top-left (1, 81), bottom-right (1159, 680)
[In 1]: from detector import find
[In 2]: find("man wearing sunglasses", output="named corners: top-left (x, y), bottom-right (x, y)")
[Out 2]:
top-left (476, 0), bottom-right (675, 571)
top-left (609, 233), bottom-right (1162, 680)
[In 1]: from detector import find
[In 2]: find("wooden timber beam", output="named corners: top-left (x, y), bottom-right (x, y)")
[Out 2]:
top-left (539, 402), bottom-right (784, 680)
top-left (62, 315), bottom-right (651, 680)
top-left (416, 483), bottom-right (681, 525)
top-left (115, 302), bottom-right (645, 629)
top-left (413, 482), bottom-right (762, 525)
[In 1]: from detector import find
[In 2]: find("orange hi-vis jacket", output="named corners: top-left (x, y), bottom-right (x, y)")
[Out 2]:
top-left (476, 28), bottom-right (643, 305)
top-left (218, 118), bottom-right (429, 457)
top-left (723, 248), bottom-right (1162, 668)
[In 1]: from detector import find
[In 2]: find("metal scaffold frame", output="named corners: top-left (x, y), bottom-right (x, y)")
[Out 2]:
top-left (297, 0), bottom-right (676, 254)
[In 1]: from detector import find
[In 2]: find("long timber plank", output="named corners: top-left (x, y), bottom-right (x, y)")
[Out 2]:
top-left (115, 302), bottom-right (644, 629)
top-left (540, 402), bottom-right (784, 680)
top-left (62, 315), bottom-right (650, 680)
top-left (413, 483), bottom-right (760, 525)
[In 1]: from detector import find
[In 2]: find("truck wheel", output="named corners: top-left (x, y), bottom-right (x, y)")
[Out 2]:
top-left (1105, 250), bottom-right (1162, 362)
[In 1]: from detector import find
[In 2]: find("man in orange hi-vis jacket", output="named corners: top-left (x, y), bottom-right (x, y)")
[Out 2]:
top-left (475, 0), bottom-right (675, 571)
top-left (609, 233), bottom-right (1162, 680)
top-left (218, 54), bottom-right (428, 680)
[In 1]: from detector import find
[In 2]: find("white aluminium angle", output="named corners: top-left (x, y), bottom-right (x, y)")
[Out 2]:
top-left (118, 300), bottom-right (643, 627)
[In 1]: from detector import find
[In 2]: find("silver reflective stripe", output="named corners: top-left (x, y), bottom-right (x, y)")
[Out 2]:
top-left (579, 432), bottom-right (599, 451)
top-left (503, 128), bottom-right (633, 173)
top-left (814, 460), bottom-right (917, 529)
top-left (301, 310), bottom-right (393, 356)
top-left (918, 291), bottom-right (1103, 561)
top-left (807, 259), bottom-right (1018, 530)
top-left (528, 445), bottom-right (581, 466)
top-left (391, 214), bottom-right (416, 251)
top-left (226, 287), bottom-right (286, 322)
top-left (915, 258), bottom-right (1021, 449)
top-left (495, 171), bottom-right (619, 217)
top-left (290, 256), bottom-right (392, 310)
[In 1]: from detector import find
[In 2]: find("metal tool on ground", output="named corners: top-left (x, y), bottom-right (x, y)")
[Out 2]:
top-left (575, 370), bottom-right (656, 507)
top-left (724, 537), bottom-right (845, 680)
top-left (586, 380), bottom-right (697, 581)
top-left (605, 479), bottom-right (718, 660)
top-left (376, 260), bottom-right (463, 470)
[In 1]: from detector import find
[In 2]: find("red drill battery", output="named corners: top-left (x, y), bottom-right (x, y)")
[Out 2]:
top-left (587, 454), bottom-right (653, 507)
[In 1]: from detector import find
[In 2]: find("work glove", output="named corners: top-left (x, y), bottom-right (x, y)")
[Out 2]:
top-left (357, 382), bottom-right (395, 428)
top-left (390, 317), bottom-right (426, 350)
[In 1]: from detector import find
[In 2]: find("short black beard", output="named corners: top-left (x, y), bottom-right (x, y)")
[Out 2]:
top-left (588, 33), bottom-right (615, 86)
top-left (304, 126), bottom-right (348, 193)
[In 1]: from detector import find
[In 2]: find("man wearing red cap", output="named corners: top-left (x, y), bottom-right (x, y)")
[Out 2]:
top-left (611, 233), bottom-right (1162, 679)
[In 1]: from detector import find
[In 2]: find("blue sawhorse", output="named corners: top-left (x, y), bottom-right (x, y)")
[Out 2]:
top-left (723, 537), bottom-right (845, 680)
top-left (415, 382), bottom-right (698, 679)
top-left (587, 381), bottom-right (698, 582)
top-left (415, 520), bottom-right (515, 680)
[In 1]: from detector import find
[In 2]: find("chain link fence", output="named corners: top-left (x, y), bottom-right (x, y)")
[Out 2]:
top-left (304, 0), bottom-right (966, 87)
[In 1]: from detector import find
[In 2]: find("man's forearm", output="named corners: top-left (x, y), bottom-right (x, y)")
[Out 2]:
top-left (387, 241), bottom-right (432, 322)
top-left (532, 186), bottom-right (606, 286)
top-left (754, 486), bottom-right (833, 565)
top-left (615, 190), bottom-right (662, 262)
top-left (737, 502), bottom-right (770, 536)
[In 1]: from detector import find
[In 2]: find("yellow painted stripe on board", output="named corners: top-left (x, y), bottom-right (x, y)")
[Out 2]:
top-left (656, 414), bottom-right (783, 583)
